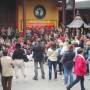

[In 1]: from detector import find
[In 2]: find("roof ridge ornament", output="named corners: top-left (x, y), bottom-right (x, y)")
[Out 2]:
top-left (76, 10), bottom-right (80, 16)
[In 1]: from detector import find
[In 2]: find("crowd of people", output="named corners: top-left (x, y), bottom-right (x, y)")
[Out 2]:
top-left (0, 26), bottom-right (90, 90)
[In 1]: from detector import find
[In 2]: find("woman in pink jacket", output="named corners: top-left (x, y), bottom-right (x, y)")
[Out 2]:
top-left (67, 48), bottom-right (87, 90)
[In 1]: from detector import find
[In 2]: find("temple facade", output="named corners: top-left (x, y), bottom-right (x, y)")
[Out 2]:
top-left (0, 0), bottom-right (62, 32)
top-left (18, 0), bottom-right (60, 32)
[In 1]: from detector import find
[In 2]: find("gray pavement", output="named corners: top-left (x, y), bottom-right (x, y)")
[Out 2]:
top-left (0, 61), bottom-right (90, 90)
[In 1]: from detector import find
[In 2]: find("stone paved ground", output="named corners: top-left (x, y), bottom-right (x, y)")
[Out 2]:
top-left (0, 61), bottom-right (90, 90)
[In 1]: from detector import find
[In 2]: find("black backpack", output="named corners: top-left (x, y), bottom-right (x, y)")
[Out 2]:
top-left (63, 51), bottom-right (75, 70)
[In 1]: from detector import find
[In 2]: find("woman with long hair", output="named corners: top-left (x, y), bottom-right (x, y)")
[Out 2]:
top-left (47, 42), bottom-right (58, 80)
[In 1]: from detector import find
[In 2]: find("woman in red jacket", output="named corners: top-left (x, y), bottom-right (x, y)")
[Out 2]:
top-left (67, 48), bottom-right (87, 90)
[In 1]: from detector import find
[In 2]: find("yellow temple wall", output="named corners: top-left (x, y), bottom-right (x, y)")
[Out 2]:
top-left (18, 0), bottom-right (59, 32)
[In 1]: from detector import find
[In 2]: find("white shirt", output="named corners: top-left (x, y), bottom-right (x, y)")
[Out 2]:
top-left (1, 56), bottom-right (13, 77)
top-left (47, 48), bottom-right (58, 61)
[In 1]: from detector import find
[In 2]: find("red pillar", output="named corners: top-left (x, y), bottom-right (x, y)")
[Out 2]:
top-left (22, 0), bottom-right (26, 34)
top-left (62, 0), bottom-right (66, 30)
top-left (16, 0), bottom-right (18, 30)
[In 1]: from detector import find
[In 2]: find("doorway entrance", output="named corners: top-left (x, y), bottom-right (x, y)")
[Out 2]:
top-left (0, 0), bottom-right (16, 28)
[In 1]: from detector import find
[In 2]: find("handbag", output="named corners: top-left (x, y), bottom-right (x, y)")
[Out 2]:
top-left (22, 54), bottom-right (29, 62)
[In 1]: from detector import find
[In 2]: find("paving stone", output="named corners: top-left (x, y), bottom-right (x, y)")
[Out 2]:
top-left (0, 61), bottom-right (90, 90)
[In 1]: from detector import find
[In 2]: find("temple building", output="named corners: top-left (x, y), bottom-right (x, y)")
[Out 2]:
top-left (0, 0), bottom-right (90, 32)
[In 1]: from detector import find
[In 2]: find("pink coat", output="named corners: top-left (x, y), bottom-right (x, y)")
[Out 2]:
top-left (74, 54), bottom-right (87, 76)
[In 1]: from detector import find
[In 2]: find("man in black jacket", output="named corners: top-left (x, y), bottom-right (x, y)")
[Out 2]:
top-left (12, 43), bottom-right (26, 79)
top-left (32, 39), bottom-right (45, 80)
